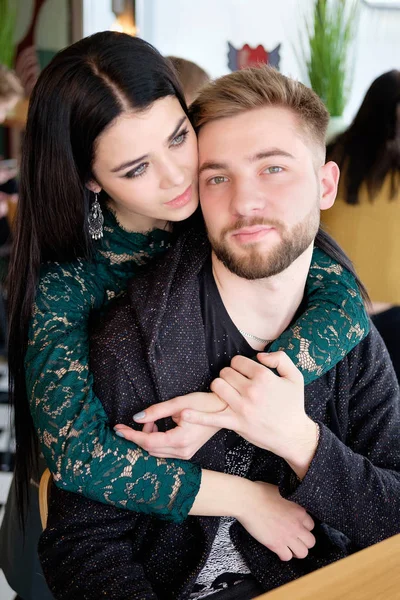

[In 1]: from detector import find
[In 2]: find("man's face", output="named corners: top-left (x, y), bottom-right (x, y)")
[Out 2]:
top-left (198, 106), bottom-right (338, 279)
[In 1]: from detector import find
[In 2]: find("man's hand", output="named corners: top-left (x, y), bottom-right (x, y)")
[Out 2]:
top-left (237, 481), bottom-right (316, 561)
top-left (180, 352), bottom-right (319, 477)
top-left (114, 392), bottom-right (226, 459)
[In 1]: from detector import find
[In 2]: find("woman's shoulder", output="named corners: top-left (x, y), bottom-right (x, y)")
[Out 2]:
top-left (37, 256), bottom-right (102, 311)
top-left (39, 256), bottom-right (94, 286)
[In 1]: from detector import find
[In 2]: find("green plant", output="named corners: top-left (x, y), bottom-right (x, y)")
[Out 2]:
top-left (300, 0), bottom-right (359, 117)
top-left (0, 0), bottom-right (17, 68)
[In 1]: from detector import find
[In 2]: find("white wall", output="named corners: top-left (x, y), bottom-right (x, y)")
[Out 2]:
top-left (136, 0), bottom-right (400, 124)
top-left (83, 0), bottom-right (116, 37)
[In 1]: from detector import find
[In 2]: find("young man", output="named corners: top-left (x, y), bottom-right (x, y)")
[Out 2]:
top-left (39, 67), bottom-right (400, 600)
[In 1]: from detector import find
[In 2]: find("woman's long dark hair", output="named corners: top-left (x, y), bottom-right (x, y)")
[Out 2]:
top-left (8, 31), bottom-right (187, 522)
top-left (328, 70), bottom-right (400, 204)
top-left (315, 227), bottom-right (369, 304)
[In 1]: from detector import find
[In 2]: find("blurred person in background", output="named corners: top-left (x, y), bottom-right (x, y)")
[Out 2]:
top-left (0, 64), bottom-right (23, 245)
top-left (167, 56), bottom-right (210, 105)
top-left (0, 66), bottom-right (22, 356)
top-left (323, 70), bottom-right (400, 379)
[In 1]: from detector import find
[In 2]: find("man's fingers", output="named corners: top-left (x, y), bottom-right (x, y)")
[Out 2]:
top-left (219, 366), bottom-right (249, 393)
top-left (211, 377), bottom-right (242, 411)
top-left (229, 355), bottom-right (261, 379)
top-left (257, 351), bottom-right (303, 383)
top-left (142, 422), bottom-right (158, 433)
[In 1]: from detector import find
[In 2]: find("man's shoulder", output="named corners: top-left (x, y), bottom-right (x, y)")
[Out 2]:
top-left (313, 320), bottom-right (397, 393)
top-left (90, 292), bottom-right (135, 351)
top-left (339, 321), bottom-right (390, 373)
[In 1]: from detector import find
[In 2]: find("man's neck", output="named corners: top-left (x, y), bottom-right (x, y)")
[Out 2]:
top-left (211, 245), bottom-right (314, 351)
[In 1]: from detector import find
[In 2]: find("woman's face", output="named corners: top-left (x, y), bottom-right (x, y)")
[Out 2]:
top-left (0, 96), bottom-right (19, 124)
top-left (89, 96), bottom-right (199, 232)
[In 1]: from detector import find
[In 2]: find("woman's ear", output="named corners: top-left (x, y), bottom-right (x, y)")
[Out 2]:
top-left (319, 161), bottom-right (340, 211)
top-left (86, 180), bottom-right (102, 194)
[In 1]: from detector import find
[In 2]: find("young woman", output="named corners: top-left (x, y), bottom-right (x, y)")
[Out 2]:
top-left (323, 69), bottom-right (400, 378)
top-left (2, 31), bottom-right (368, 599)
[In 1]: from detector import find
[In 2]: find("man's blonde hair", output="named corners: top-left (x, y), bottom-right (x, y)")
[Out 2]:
top-left (190, 66), bottom-right (329, 157)
top-left (0, 65), bottom-right (23, 102)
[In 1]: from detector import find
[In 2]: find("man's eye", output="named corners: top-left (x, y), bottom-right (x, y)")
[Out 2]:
top-left (209, 176), bottom-right (228, 185)
top-left (264, 166), bottom-right (283, 174)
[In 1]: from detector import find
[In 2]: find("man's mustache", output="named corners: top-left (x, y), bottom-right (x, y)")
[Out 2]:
top-left (221, 216), bottom-right (285, 237)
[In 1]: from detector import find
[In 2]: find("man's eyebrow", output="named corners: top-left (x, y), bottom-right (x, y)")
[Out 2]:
top-left (111, 116), bottom-right (188, 173)
top-left (199, 161), bottom-right (229, 176)
top-left (248, 149), bottom-right (295, 162)
top-left (198, 149), bottom-right (296, 176)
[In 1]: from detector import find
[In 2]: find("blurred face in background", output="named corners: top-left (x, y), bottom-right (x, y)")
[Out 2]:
top-left (0, 95), bottom-right (19, 124)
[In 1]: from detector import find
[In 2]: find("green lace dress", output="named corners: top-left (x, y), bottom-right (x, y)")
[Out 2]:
top-left (25, 210), bottom-right (369, 523)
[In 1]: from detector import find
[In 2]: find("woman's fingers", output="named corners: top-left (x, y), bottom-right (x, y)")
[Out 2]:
top-left (287, 537), bottom-right (311, 560)
top-left (132, 397), bottom-right (187, 423)
top-left (299, 529), bottom-right (316, 550)
top-left (276, 546), bottom-right (293, 562)
top-left (181, 407), bottom-right (236, 430)
top-left (302, 513), bottom-right (315, 531)
top-left (133, 392), bottom-right (226, 424)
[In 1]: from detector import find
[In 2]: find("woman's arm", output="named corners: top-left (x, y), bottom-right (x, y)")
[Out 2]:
top-left (268, 246), bottom-right (370, 384)
top-left (26, 262), bottom-right (200, 522)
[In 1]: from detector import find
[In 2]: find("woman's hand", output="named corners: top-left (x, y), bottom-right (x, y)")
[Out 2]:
top-left (114, 392), bottom-right (226, 459)
top-left (237, 480), bottom-right (316, 561)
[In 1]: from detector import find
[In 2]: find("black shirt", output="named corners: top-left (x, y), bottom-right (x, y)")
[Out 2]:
top-left (199, 257), bottom-right (255, 379)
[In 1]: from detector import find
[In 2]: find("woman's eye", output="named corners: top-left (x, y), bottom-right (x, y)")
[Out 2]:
top-left (171, 129), bottom-right (189, 147)
top-left (125, 163), bottom-right (148, 179)
top-left (209, 176), bottom-right (228, 185)
top-left (264, 166), bottom-right (283, 174)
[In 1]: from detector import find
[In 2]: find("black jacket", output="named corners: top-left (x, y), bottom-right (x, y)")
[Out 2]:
top-left (39, 229), bottom-right (400, 599)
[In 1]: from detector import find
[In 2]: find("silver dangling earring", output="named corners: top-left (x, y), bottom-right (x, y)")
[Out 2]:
top-left (88, 192), bottom-right (104, 240)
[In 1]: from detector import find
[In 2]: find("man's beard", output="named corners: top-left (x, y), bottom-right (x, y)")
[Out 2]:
top-left (207, 204), bottom-right (320, 280)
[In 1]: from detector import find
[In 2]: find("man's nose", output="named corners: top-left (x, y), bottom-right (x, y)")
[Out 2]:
top-left (230, 180), bottom-right (266, 216)
top-left (159, 158), bottom-right (186, 190)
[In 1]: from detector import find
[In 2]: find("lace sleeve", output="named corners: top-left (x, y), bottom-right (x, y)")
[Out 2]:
top-left (269, 248), bottom-right (369, 383)
top-left (26, 261), bottom-right (201, 522)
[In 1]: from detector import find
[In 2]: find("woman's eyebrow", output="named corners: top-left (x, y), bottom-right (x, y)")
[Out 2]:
top-left (166, 116), bottom-right (187, 144)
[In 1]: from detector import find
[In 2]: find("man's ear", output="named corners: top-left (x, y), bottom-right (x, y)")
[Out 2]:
top-left (86, 180), bottom-right (102, 194)
top-left (319, 161), bottom-right (340, 211)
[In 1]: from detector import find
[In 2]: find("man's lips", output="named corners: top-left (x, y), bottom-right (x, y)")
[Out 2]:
top-left (231, 226), bottom-right (275, 243)
top-left (165, 184), bottom-right (192, 208)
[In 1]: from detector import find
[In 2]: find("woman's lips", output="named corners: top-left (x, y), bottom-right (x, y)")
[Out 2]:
top-left (165, 184), bottom-right (192, 209)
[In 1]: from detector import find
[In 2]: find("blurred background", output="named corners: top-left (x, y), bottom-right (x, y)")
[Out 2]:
top-left (0, 1), bottom-right (399, 597)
